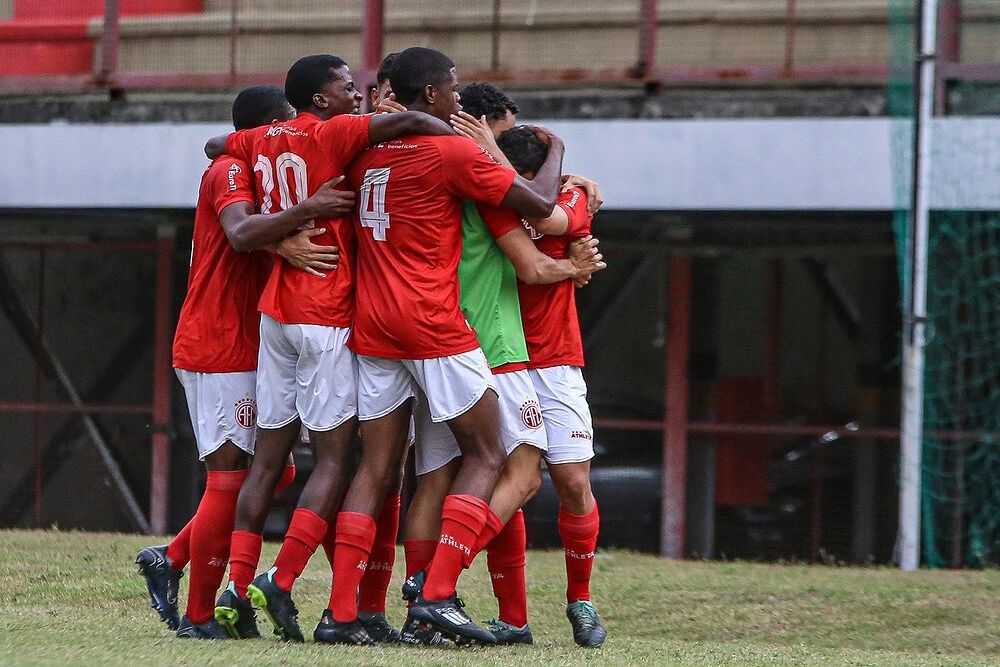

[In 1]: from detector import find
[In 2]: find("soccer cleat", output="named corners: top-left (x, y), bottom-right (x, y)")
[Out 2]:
top-left (398, 617), bottom-right (447, 646)
top-left (566, 600), bottom-right (607, 647)
top-left (246, 568), bottom-right (304, 642)
top-left (358, 611), bottom-right (401, 642)
top-left (401, 568), bottom-right (425, 601)
top-left (313, 609), bottom-right (376, 645)
top-left (214, 582), bottom-right (260, 639)
top-left (176, 615), bottom-right (229, 639)
top-left (407, 594), bottom-right (497, 646)
top-left (485, 618), bottom-right (534, 645)
top-left (135, 545), bottom-right (182, 630)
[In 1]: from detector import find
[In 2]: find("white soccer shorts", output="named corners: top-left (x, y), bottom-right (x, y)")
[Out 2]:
top-left (413, 369), bottom-right (548, 476)
top-left (175, 369), bottom-right (257, 460)
top-left (530, 365), bottom-right (595, 465)
top-left (256, 314), bottom-right (358, 432)
top-left (356, 347), bottom-right (496, 422)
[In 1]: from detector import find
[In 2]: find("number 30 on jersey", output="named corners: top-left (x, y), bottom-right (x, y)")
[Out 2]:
top-left (360, 168), bottom-right (391, 242)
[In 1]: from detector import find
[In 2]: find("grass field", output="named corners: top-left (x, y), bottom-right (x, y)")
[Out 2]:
top-left (2, 530), bottom-right (1000, 666)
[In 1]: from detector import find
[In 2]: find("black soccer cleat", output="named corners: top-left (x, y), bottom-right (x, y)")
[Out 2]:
top-left (214, 582), bottom-right (260, 639)
top-left (566, 600), bottom-right (607, 647)
top-left (401, 569), bottom-right (425, 601)
top-left (485, 618), bottom-right (534, 645)
top-left (135, 545), bottom-right (182, 631)
top-left (358, 611), bottom-right (401, 643)
top-left (313, 609), bottom-right (377, 645)
top-left (246, 568), bottom-right (304, 642)
top-left (398, 617), bottom-right (447, 646)
top-left (407, 594), bottom-right (497, 646)
top-left (176, 615), bottom-right (229, 640)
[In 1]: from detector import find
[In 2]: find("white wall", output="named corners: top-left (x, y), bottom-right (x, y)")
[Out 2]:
top-left (1, 118), bottom-right (997, 210)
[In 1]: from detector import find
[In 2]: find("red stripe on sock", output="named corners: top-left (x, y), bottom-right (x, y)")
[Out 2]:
top-left (422, 495), bottom-right (490, 601)
top-left (272, 508), bottom-right (328, 593)
top-left (228, 530), bottom-right (262, 599)
top-left (184, 469), bottom-right (247, 624)
top-left (488, 509), bottom-right (528, 628)
top-left (358, 494), bottom-right (401, 614)
top-left (329, 512), bottom-right (377, 622)
top-left (558, 502), bottom-right (600, 603)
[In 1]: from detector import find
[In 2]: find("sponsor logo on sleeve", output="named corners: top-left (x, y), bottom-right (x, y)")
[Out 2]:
top-left (521, 218), bottom-right (543, 240)
top-left (227, 163), bottom-right (242, 191)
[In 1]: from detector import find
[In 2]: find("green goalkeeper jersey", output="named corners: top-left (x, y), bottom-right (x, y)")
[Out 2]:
top-left (458, 199), bottom-right (529, 369)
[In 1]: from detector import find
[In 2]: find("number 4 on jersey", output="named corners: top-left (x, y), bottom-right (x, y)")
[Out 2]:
top-left (360, 167), bottom-right (391, 241)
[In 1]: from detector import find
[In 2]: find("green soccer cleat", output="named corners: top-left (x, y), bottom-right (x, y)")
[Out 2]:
top-left (214, 582), bottom-right (260, 639)
top-left (176, 615), bottom-right (229, 640)
top-left (566, 600), bottom-right (607, 647)
top-left (246, 568), bottom-right (304, 642)
top-left (485, 618), bottom-right (534, 645)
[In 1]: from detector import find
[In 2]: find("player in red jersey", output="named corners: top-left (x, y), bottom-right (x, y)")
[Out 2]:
top-left (135, 85), bottom-right (353, 640)
top-left (325, 47), bottom-right (564, 646)
top-left (203, 55), bottom-right (454, 645)
top-left (501, 126), bottom-right (608, 647)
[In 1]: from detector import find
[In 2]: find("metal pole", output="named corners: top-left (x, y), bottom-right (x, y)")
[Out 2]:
top-left (491, 0), bottom-right (502, 71)
top-left (98, 0), bottom-right (121, 87)
top-left (149, 225), bottom-right (175, 535)
top-left (661, 257), bottom-right (691, 559)
top-left (783, 0), bottom-right (797, 74)
top-left (899, 0), bottom-right (938, 572)
top-left (638, 0), bottom-right (658, 79)
top-left (361, 0), bottom-right (385, 112)
top-left (228, 0), bottom-right (239, 86)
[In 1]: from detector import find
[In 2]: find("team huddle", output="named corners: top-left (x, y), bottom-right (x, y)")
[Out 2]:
top-left (135, 46), bottom-right (608, 648)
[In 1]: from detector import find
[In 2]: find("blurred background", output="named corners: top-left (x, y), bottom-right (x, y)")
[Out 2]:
top-left (0, 0), bottom-right (998, 567)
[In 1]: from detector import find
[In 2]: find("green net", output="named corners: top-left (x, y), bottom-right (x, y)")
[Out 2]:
top-left (890, 1), bottom-right (1000, 567)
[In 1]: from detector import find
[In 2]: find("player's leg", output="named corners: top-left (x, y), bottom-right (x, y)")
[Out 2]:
top-left (407, 350), bottom-right (504, 645)
top-left (534, 365), bottom-right (606, 648)
top-left (216, 315), bottom-right (300, 637)
top-left (318, 355), bottom-right (416, 645)
top-left (250, 324), bottom-right (359, 643)
top-left (356, 428), bottom-right (411, 642)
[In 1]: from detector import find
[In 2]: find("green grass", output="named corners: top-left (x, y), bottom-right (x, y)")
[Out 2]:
top-left (2, 530), bottom-right (1000, 666)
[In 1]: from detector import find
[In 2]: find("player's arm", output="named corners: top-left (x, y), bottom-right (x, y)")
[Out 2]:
top-left (367, 110), bottom-right (454, 145)
top-left (219, 177), bottom-right (355, 252)
top-left (528, 204), bottom-right (571, 236)
top-left (561, 174), bottom-right (604, 214)
top-left (500, 132), bottom-right (565, 219)
top-left (496, 225), bottom-right (605, 285)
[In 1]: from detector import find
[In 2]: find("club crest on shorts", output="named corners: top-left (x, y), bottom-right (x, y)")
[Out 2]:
top-left (520, 399), bottom-right (543, 429)
top-left (234, 395), bottom-right (257, 429)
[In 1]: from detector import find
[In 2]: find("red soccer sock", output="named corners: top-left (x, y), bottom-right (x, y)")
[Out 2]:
top-left (228, 530), bottom-right (263, 598)
top-left (329, 512), bottom-right (377, 622)
top-left (465, 508), bottom-right (503, 569)
top-left (422, 495), bottom-right (490, 602)
top-left (358, 494), bottom-right (401, 614)
top-left (558, 502), bottom-right (600, 603)
top-left (166, 519), bottom-right (193, 572)
top-left (274, 463), bottom-right (296, 494)
top-left (272, 508), bottom-right (328, 593)
top-left (184, 469), bottom-right (247, 624)
top-left (487, 509), bottom-right (528, 628)
top-left (403, 539), bottom-right (437, 578)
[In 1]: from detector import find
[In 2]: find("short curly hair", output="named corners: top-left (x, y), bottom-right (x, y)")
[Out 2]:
top-left (459, 82), bottom-right (519, 122)
top-left (497, 126), bottom-right (548, 176)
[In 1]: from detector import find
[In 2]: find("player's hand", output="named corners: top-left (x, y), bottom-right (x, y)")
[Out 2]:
top-left (304, 176), bottom-right (356, 219)
top-left (276, 228), bottom-right (340, 278)
top-left (568, 235), bottom-right (606, 284)
top-left (450, 112), bottom-right (513, 168)
top-left (562, 173), bottom-right (604, 214)
top-left (377, 93), bottom-right (408, 114)
top-left (522, 124), bottom-right (564, 150)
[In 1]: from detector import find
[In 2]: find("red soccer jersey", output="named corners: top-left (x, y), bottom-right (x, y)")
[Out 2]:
top-left (347, 135), bottom-right (517, 359)
top-left (173, 156), bottom-right (270, 373)
top-left (224, 112), bottom-right (372, 327)
top-left (517, 187), bottom-right (593, 369)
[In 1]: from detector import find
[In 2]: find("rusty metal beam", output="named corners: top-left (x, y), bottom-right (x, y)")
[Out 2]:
top-left (149, 225), bottom-right (175, 535)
